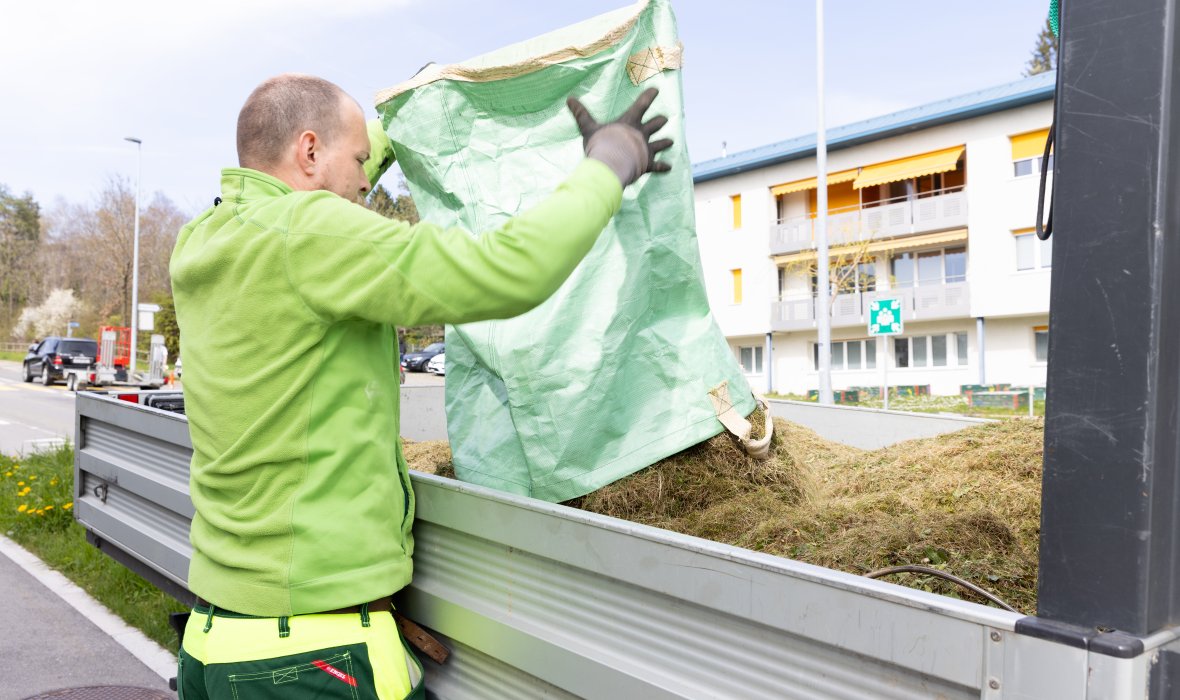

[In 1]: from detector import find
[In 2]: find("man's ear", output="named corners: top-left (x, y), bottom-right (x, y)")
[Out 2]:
top-left (295, 130), bottom-right (319, 175)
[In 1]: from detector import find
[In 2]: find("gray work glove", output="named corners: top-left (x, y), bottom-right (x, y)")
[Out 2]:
top-left (567, 87), bottom-right (673, 187)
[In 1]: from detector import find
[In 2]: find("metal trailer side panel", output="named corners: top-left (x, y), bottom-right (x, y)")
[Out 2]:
top-left (72, 391), bottom-right (1165, 698)
top-left (68, 392), bottom-right (999, 697)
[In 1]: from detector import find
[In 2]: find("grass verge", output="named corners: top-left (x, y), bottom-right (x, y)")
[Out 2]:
top-left (0, 446), bottom-right (187, 650)
top-left (0, 351), bottom-right (26, 362)
top-left (768, 392), bottom-right (1046, 418)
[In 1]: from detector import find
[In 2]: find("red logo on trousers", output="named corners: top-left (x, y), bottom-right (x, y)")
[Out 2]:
top-left (312, 659), bottom-right (358, 687)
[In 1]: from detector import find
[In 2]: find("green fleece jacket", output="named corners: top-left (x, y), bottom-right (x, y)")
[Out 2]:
top-left (171, 121), bottom-right (622, 616)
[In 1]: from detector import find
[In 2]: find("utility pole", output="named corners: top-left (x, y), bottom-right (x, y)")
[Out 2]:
top-left (814, 0), bottom-right (833, 404)
top-left (125, 137), bottom-right (142, 376)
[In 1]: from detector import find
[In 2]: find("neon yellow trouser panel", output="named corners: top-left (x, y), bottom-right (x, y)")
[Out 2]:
top-left (178, 605), bottom-right (423, 700)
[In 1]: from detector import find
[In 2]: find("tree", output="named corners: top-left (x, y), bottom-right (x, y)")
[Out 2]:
top-left (13, 288), bottom-right (82, 340)
top-left (368, 178), bottom-right (437, 350)
top-left (367, 179), bottom-right (419, 225)
top-left (0, 185), bottom-right (42, 333)
top-left (152, 294), bottom-right (181, 360)
top-left (39, 177), bottom-right (186, 336)
top-left (1025, 16), bottom-right (1058, 76)
top-left (780, 237), bottom-right (886, 303)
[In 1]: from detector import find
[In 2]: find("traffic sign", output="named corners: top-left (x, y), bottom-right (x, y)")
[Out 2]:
top-left (868, 298), bottom-right (903, 336)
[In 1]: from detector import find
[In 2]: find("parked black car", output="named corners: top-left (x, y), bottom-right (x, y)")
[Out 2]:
top-left (23, 336), bottom-right (98, 387)
top-left (401, 342), bottom-right (445, 372)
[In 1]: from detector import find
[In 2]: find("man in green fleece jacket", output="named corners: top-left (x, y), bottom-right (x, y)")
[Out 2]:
top-left (171, 73), bottom-right (670, 699)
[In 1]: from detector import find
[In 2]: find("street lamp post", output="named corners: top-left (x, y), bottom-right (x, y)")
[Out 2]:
top-left (124, 137), bottom-right (142, 376)
top-left (815, 0), bottom-right (833, 405)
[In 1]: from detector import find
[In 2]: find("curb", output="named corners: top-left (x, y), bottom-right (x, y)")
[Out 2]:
top-left (0, 534), bottom-right (176, 680)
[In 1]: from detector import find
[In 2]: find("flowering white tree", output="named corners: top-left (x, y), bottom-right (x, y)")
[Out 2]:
top-left (13, 288), bottom-right (83, 340)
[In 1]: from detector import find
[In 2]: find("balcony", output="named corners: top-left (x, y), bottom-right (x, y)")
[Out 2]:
top-left (770, 281), bottom-right (971, 332)
top-left (769, 188), bottom-right (968, 256)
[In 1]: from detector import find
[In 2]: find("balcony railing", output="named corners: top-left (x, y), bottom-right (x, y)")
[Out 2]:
top-left (770, 188), bottom-right (967, 256)
top-left (770, 281), bottom-right (971, 332)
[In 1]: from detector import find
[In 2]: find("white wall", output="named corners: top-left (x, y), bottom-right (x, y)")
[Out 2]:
top-left (772, 320), bottom-right (975, 396)
top-left (695, 98), bottom-right (1057, 394)
top-left (768, 314), bottom-right (1048, 396)
top-left (695, 173), bottom-right (778, 337)
top-left (963, 104), bottom-right (1054, 318)
top-left (980, 316), bottom-right (1050, 388)
top-left (727, 334), bottom-right (773, 395)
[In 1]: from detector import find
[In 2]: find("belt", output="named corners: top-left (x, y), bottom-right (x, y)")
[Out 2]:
top-left (194, 595), bottom-right (449, 664)
top-left (195, 595), bottom-right (393, 617)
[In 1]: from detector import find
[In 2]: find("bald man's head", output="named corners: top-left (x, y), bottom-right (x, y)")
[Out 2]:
top-left (236, 74), bottom-right (350, 170)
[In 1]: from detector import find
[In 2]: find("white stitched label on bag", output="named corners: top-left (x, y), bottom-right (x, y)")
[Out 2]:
top-left (626, 44), bottom-right (683, 85)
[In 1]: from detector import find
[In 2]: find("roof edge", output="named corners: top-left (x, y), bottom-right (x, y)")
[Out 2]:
top-left (692, 73), bottom-right (1056, 184)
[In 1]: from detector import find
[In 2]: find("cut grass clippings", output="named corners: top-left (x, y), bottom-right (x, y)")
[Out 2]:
top-left (0, 446), bottom-right (187, 650)
top-left (405, 417), bottom-right (1043, 614)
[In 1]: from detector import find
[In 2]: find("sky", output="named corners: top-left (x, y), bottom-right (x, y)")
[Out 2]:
top-left (0, 0), bottom-right (1048, 216)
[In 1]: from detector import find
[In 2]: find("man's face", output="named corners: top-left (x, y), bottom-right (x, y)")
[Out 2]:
top-left (314, 98), bottom-right (372, 203)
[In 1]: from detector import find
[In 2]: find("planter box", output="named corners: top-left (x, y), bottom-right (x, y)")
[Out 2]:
top-left (970, 391), bottom-right (1030, 409)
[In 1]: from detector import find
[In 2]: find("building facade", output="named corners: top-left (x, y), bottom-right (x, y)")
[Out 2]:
top-left (692, 73), bottom-right (1056, 397)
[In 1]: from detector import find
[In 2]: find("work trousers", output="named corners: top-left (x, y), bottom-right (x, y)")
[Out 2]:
top-left (177, 603), bottom-right (424, 699)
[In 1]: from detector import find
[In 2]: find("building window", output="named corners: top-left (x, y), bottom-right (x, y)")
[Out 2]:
top-left (731, 194), bottom-right (742, 229)
top-left (739, 345), bottom-right (763, 374)
top-left (731, 268), bottom-right (743, 304)
top-left (1010, 128), bottom-right (1052, 178)
top-left (1014, 154), bottom-right (1054, 178)
top-left (1034, 325), bottom-right (1049, 363)
top-left (891, 247), bottom-right (968, 288)
top-left (813, 338), bottom-right (877, 371)
top-left (894, 332), bottom-right (970, 369)
top-left (1014, 230), bottom-right (1052, 271)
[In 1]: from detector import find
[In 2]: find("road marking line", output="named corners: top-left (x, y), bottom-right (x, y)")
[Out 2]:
top-left (23, 438), bottom-right (66, 452)
top-left (0, 535), bottom-right (176, 680)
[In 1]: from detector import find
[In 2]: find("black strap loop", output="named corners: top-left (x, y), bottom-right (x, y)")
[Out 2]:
top-left (1036, 106), bottom-right (1056, 241)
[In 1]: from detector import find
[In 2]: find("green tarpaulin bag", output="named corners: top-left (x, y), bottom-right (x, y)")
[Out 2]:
top-left (376, 0), bottom-right (765, 502)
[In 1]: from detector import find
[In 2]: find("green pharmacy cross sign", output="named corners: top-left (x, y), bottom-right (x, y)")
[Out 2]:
top-left (869, 298), bottom-right (903, 336)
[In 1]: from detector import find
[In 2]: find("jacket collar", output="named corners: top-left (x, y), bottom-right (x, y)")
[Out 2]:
top-left (219, 168), bottom-right (295, 202)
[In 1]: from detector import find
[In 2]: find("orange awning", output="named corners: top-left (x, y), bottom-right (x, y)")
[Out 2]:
top-left (853, 147), bottom-right (964, 189)
top-left (772, 229), bottom-right (968, 265)
top-left (1010, 129), bottom-right (1050, 161)
top-left (770, 168), bottom-right (859, 196)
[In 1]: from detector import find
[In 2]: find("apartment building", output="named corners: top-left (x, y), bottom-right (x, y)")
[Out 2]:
top-left (692, 72), bottom-right (1056, 397)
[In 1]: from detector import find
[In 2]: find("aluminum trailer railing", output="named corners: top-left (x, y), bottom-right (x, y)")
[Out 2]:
top-left (73, 391), bottom-right (1178, 698)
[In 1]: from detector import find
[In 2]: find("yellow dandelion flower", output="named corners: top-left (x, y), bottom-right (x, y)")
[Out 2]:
top-left (29, 475), bottom-right (36, 480)
top-left (4, 471), bottom-right (11, 477)
top-left (63, 503), bottom-right (73, 510)
top-left (50, 479), bottom-right (58, 486)
top-left (44, 505), bottom-right (53, 511)
top-left (17, 504), bottom-right (26, 512)
top-left (16, 481), bottom-right (24, 486)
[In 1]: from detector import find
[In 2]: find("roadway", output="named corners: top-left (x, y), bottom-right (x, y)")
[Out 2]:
top-left (0, 360), bottom-right (76, 455)
top-left (0, 359), bottom-right (446, 457)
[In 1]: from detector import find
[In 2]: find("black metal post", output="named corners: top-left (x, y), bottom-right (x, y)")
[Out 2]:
top-left (1037, 0), bottom-right (1180, 636)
